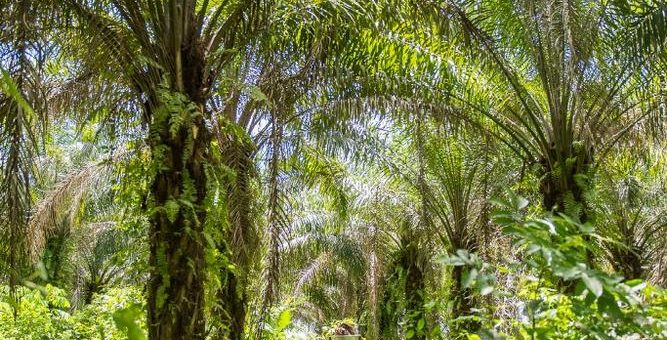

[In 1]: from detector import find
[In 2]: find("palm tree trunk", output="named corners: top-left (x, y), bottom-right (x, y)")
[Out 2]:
top-left (379, 264), bottom-right (400, 339)
top-left (215, 267), bottom-right (247, 339)
top-left (610, 244), bottom-right (645, 280)
top-left (539, 145), bottom-right (593, 221)
top-left (540, 145), bottom-right (594, 292)
top-left (212, 135), bottom-right (257, 339)
top-left (43, 228), bottom-right (69, 286)
top-left (146, 101), bottom-right (211, 339)
top-left (402, 242), bottom-right (426, 340)
top-left (4, 1), bottom-right (32, 318)
top-left (450, 265), bottom-right (479, 333)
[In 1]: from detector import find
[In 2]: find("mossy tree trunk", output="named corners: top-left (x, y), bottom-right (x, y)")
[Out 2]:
top-left (402, 241), bottom-right (426, 340)
top-left (379, 235), bottom-right (428, 340)
top-left (145, 93), bottom-right (212, 339)
top-left (539, 142), bottom-right (594, 292)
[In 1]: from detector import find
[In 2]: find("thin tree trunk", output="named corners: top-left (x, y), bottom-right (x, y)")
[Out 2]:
top-left (405, 112), bottom-right (427, 340)
top-left (366, 225), bottom-right (380, 340)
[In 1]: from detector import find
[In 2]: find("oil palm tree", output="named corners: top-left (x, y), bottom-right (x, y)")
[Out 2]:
top-left (286, 208), bottom-right (368, 327)
top-left (2, 1), bottom-right (390, 337)
top-left (26, 150), bottom-right (138, 308)
top-left (42, 1), bottom-right (270, 338)
top-left (277, 155), bottom-right (366, 327)
top-left (0, 0), bottom-right (58, 312)
top-left (595, 145), bottom-right (667, 283)
top-left (380, 114), bottom-right (505, 336)
top-left (413, 0), bottom-right (665, 221)
top-left (421, 132), bottom-right (497, 331)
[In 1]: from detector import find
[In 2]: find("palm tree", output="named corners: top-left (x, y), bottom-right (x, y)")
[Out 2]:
top-left (377, 112), bottom-right (505, 336)
top-left (71, 222), bottom-right (132, 306)
top-left (412, 0), bottom-right (664, 221)
top-left (280, 165), bottom-right (367, 328)
top-left (421, 132), bottom-right (497, 332)
top-left (46, 1), bottom-right (270, 338)
top-left (0, 0), bottom-right (56, 313)
top-left (41, 1), bottom-right (393, 337)
top-left (0, 1), bottom-right (392, 337)
top-left (25, 147), bottom-right (138, 308)
top-left (288, 212), bottom-right (368, 327)
top-left (595, 145), bottom-right (667, 283)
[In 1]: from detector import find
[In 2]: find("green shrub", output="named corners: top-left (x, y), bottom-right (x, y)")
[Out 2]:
top-left (0, 285), bottom-right (145, 339)
top-left (443, 194), bottom-right (667, 339)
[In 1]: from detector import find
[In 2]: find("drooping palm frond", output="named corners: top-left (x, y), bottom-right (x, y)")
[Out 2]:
top-left (414, 0), bottom-right (661, 218)
top-left (253, 113), bottom-right (289, 336)
top-left (595, 145), bottom-right (667, 284)
top-left (27, 160), bottom-right (113, 262)
top-left (610, 0), bottom-right (667, 61)
top-left (70, 221), bottom-right (133, 307)
top-left (0, 0), bottom-right (51, 295)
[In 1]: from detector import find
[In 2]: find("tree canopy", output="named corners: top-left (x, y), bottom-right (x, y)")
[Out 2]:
top-left (0, 0), bottom-right (666, 339)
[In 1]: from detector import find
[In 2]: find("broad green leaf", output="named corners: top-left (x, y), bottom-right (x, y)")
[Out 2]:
top-left (112, 304), bottom-right (147, 340)
top-left (462, 268), bottom-right (478, 288)
top-left (417, 318), bottom-right (425, 331)
top-left (582, 274), bottom-right (603, 297)
top-left (276, 309), bottom-right (292, 331)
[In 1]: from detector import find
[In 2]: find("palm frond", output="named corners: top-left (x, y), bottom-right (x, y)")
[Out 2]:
top-left (28, 160), bottom-right (112, 262)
